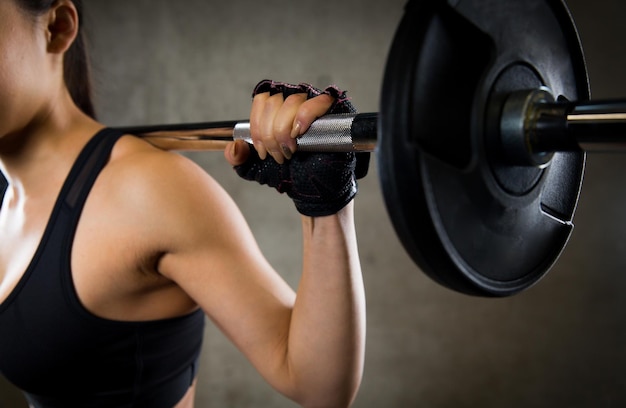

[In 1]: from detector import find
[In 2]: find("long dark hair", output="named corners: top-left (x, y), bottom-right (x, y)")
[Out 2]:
top-left (16, 0), bottom-right (96, 118)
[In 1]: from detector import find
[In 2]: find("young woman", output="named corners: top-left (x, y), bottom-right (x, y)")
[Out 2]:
top-left (0, 1), bottom-right (366, 407)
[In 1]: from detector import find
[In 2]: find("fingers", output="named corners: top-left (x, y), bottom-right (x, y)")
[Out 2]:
top-left (292, 93), bottom-right (335, 138)
top-left (249, 91), bottom-right (335, 164)
top-left (250, 92), bottom-right (282, 162)
top-left (272, 93), bottom-right (307, 160)
top-left (224, 140), bottom-right (251, 166)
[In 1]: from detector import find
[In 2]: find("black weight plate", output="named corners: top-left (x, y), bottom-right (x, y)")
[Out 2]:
top-left (377, 0), bottom-right (589, 296)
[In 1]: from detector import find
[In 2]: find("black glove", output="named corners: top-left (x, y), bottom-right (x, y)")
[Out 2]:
top-left (234, 79), bottom-right (366, 217)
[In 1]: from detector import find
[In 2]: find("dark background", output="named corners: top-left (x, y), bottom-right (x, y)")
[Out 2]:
top-left (2, 1), bottom-right (625, 407)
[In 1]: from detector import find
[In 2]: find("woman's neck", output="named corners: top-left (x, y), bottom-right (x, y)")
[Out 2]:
top-left (0, 96), bottom-right (103, 195)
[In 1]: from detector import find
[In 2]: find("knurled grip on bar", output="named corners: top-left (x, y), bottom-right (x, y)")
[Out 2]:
top-left (233, 113), bottom-right (377, 152)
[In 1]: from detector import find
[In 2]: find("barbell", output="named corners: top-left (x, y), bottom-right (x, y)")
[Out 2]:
top-left (117, 0), bottom-right (626, 297)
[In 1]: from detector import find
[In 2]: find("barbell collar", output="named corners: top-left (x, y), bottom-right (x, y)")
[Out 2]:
top-left (500, 87), bottom-right (558, 168)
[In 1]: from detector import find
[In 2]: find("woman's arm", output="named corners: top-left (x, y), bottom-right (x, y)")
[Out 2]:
top-left (287, 205), bottom-right (365, 406)
top-left (152, 160), bottom-right (365, 406)
top-left (150, 90), bottom-right (366, 407)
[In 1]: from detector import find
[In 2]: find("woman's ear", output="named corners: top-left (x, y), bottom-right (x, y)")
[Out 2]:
top-left (46, 0), bottom-right (79, 54)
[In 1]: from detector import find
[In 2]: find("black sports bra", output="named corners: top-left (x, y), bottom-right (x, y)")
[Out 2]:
top-left (0, 129), bottom-right (205, 407)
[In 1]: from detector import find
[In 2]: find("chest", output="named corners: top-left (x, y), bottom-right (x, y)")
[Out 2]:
top-left (0, 189), bottom-right (55, 306)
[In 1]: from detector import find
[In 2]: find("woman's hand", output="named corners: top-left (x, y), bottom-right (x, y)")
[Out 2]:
top-left (224, 80), bottom-right (360, 217)
top-left (224, 91), bottom-right (334, 166)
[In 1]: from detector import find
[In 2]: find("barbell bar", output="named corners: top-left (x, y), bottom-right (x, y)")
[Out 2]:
top-left (116, 0), bottom-right (625, 297)
top-left (121, 96), bottom-right (626, 158)
top-left (117, 113), bottom-right (378, 153)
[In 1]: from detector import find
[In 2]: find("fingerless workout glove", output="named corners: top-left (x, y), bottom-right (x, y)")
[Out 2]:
top-left (234, 79), bottom-right (365, 217)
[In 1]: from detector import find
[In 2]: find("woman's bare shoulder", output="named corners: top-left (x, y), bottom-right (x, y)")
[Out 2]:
top-left (97, 135), bottom-right (242, 243)
top-left (106, 135), bottom-right (223, 198)
top-left (99, 135), bottom-right (264, 291)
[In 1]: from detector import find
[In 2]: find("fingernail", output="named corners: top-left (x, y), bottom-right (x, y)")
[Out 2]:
top-left (281, 144), bottom-right (293, 160)
top-left (290, 122), bottom-right (302, 139)
top-left (269, 150), bottom-right (284, 164)
top-left (231, 141), bottom-right (238, 157)
top-left (254, 141), bottom-right (267, 160)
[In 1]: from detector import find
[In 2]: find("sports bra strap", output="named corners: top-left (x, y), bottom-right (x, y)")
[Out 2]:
top-left (63, 128), bottom-right (125, 210)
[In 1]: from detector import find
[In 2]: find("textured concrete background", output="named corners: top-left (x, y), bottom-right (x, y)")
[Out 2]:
top-left (2, 0), bottom-right (626, 407)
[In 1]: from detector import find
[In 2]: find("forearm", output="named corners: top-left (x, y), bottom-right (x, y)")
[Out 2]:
top-left (223, 79), bottom-right (366, 405)
top-left (285, 201), bottom-right (366, 407)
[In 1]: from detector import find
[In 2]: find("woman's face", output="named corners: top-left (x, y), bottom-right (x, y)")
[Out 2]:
top-left (0, 0), bottom-right (54, 140)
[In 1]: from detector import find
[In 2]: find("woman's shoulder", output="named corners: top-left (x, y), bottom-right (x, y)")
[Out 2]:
top-left (107, 134), bottom-right (218, 192)
top-left (96, 134), bottom-right (235, 222)
top-left (90, 133), bottom-right (244, 252)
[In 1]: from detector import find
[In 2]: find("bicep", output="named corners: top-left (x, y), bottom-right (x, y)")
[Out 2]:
top-left (153, 158), bottom-right (296, 379)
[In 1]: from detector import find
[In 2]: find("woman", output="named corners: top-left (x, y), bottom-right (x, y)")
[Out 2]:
top-left (0, 0), bottom-right (366, 407)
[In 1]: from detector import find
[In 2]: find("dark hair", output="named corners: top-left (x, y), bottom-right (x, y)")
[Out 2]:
top-left (16, 0), bottom-right (96, 118)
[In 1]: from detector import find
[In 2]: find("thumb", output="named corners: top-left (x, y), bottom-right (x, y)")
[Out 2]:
top-left (224, 140), bottom-right (251, 166)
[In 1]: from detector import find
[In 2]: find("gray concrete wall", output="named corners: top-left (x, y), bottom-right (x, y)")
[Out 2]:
top-left (2, 1), bottom-right (626, 407)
